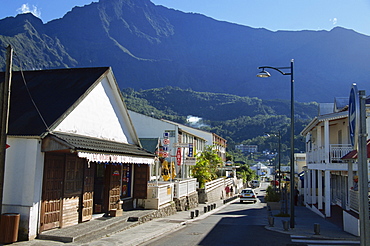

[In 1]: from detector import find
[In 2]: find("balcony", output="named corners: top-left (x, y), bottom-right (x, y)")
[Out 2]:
top-left (307, 144), bottom-right (352, 164)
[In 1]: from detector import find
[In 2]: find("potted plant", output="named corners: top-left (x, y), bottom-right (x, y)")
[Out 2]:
top-left (265, 186), bottom-right (281, 210)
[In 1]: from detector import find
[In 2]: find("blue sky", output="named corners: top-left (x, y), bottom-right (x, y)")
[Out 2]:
top-left (1, 0), bottom-right (369, 36)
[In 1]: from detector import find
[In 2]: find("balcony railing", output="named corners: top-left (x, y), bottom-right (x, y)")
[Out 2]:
top-left (330, 144), bottom-right (353, 162)
top-left (307, 144), bottom-right (352, 164)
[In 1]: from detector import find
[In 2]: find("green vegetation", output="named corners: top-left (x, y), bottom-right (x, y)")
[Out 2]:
top-left (191, 146), bottom-right (222, 188)
top-left (122, 86), bottom-right (317, 162)
top-left (265, 186), bottom-right (281, 202)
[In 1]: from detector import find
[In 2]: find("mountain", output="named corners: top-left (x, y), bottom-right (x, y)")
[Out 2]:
top-left (1, 0), bottom-right (370, 102)
top-left (121, 87), bottom-right (318, 151)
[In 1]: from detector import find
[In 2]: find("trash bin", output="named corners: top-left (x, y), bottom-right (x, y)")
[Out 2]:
top-left (0, 213), bottom-right (20, 244)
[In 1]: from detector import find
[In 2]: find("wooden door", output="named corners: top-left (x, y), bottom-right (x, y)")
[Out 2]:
top-left (62, 155), bottom-right (83, 228)
top-left (106, 165), bottom-right (121, 211)
top-left (80, 161), bottom-right (95, 222)
top-left (40, 154), bottom-right (64, 232)
top-left (133, 164), bottom-right (149, 199)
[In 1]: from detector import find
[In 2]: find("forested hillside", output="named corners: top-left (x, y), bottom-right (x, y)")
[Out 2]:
top-left (121, 87), bottom-right (318, 152)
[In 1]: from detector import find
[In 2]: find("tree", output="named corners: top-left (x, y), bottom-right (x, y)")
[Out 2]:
top-left (237, 164), bottom-right (255, 183)
top-left (192, 146), bottom-right (222, 188)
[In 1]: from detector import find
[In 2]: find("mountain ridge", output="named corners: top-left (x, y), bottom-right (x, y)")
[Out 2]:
top-left (1, 0), bottom-right (370, 102)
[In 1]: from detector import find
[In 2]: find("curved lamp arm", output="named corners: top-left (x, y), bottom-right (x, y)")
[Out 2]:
top-left (257, 66), bottom-right (291, 76)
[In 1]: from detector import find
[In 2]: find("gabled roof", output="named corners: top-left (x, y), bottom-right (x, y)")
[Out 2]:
top-left (1, 67), bottom-right (109, 136)
top-left (139, 138), bottom-right (160, 154)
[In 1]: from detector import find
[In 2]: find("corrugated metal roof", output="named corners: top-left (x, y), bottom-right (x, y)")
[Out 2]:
top-left (48, 132), bottom-right (154, 158)
top-left (1, 67), bottom-right (109, 136)
top-left (342, 139), bottom-right (370, 160)
top-left (139, 138), bottom-right (159, 154)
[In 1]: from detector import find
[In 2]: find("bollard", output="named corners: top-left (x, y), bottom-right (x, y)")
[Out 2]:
top-left (204, 206), bottom-right (207, 213)
top-left (190, 211), bottom-right (195, 219)
top-left (268, 216), bottom-right (274, 227)
top-left (214, 203), bottom-right (216, 209)
top-left (314, 223), bottom-right (320, 235)
top-left (195, 210), bottom-right (199, 217)
top-left (282, 220), bottom-right (289, 231)
top-left (207, 205), bottom-right (211, 212)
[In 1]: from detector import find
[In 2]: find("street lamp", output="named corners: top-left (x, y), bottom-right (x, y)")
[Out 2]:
top-left (257, 59), bottom-right (295, 228)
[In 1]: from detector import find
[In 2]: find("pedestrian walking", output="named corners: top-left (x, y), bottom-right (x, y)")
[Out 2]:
top-left (230, 186), bottom-right (234, 197)
top-left (225, 186), bottom-right (230, 197)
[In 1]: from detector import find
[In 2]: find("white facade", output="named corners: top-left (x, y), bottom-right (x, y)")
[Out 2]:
top-left (301, 101), bottom-right (370, 236)
top-left (54, 75), bottom-right (137, 144)
top-left (128, 110), bottom-right (207, 180)
top-left (3, 69), bottom-right (150, 240)
top-left (3, 138), bottom-right (44, 238)
top-left (161, 119), bottom-right (227, 161)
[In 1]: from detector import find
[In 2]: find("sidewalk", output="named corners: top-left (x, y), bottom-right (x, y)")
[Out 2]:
top-left (10, 197), bottom-right (235, 246)
top-left (265, 204), bottom-right (360, 242)
top-left (9, 196), bottom-right (360, 245)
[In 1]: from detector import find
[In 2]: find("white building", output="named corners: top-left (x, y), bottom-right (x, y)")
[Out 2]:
top-left (300, 97), bottom-right (370, 236)
top-left (128, 110), bottom-right (207, 180)
top-left (2, 67), bottom-right (154, 240)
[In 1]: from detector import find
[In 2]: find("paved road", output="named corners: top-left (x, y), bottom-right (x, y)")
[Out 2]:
top-left (141, 185), bottom-right (292, 246)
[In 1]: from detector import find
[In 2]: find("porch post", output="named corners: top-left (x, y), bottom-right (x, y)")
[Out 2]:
top-left (304, 168), bottom-right (308, 205)
top-left (312, 169), bottom-right (317, 205)
top-left (324, 170), bottom-right (331, 217)
top-left (347, 161), bottom-right (353, 210)
top-left (324, 120), bottom-right (330, 164)
top-left (317, 126), bottom-right (322, 163)
top-left (318, 170), bottom-right (323, 210)
top-left (307, 170), bottom-right (312, 204)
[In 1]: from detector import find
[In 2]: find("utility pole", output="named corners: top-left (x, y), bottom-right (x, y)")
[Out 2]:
top-left (0, 45), bottom-right (13, 214)
top-left (358, 90), bottom-right (370, 246)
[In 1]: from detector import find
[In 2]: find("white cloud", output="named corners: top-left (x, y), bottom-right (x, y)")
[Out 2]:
top-left (17, 3), bottom-right (41, 18)
top-left (329, 17), bottom-right (338, 25)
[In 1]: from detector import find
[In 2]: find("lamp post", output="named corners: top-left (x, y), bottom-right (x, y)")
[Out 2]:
top-left (257, 59), bottom-right (295, 228)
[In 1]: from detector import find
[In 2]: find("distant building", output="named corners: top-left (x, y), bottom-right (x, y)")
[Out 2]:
top-left (235, 144), bottom-right (258, 154)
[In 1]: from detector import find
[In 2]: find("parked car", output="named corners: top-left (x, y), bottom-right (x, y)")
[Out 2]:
top-left (239, 188), bottom-right (258, 203)
top-left (251, 180), bottom-right (260, 188)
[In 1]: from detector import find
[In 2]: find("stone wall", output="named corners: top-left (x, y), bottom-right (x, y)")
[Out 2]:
top-left (174, 192), bottom-right (199, 211)
top-left (198, 185), bottom-right (224, 204)
top-left (140, 202), bottom-right (177, 223)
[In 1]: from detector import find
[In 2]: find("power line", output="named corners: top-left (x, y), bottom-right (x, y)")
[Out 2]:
top-left (14, 51), bottom-right (51, 132)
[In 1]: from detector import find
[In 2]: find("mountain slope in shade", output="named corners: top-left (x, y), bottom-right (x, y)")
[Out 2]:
top-left (1, 0), bottom-right (370, 102)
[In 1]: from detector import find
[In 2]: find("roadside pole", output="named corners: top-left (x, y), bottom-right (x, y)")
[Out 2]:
top-left (358, 90), bottom-right (370, 246)
top-left (0, 45), bottom-right (13, 214)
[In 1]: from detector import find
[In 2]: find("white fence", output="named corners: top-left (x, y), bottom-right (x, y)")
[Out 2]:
top-left (173, 178), bottom-right (197, 198)
top-left (146, 182), bottom-right (174, 208)
top-left (205, 177), bottom-right (234, 192)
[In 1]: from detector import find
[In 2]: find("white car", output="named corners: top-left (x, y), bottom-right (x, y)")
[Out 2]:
top-left (239, 188), bottom-right (258, 203)
top-left (251, 180), bottom-right (260, 188)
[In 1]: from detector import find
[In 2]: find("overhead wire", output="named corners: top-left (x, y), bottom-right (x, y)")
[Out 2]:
top-left (13, 50), bottom-right (51, 132)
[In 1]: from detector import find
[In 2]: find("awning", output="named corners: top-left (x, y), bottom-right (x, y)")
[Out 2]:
top-left (341, 139), bottom-right (370, 160)
top-left (42, 132), bottom-right (155, 164)
top-left (77, 152), bottom-right (154, 165)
